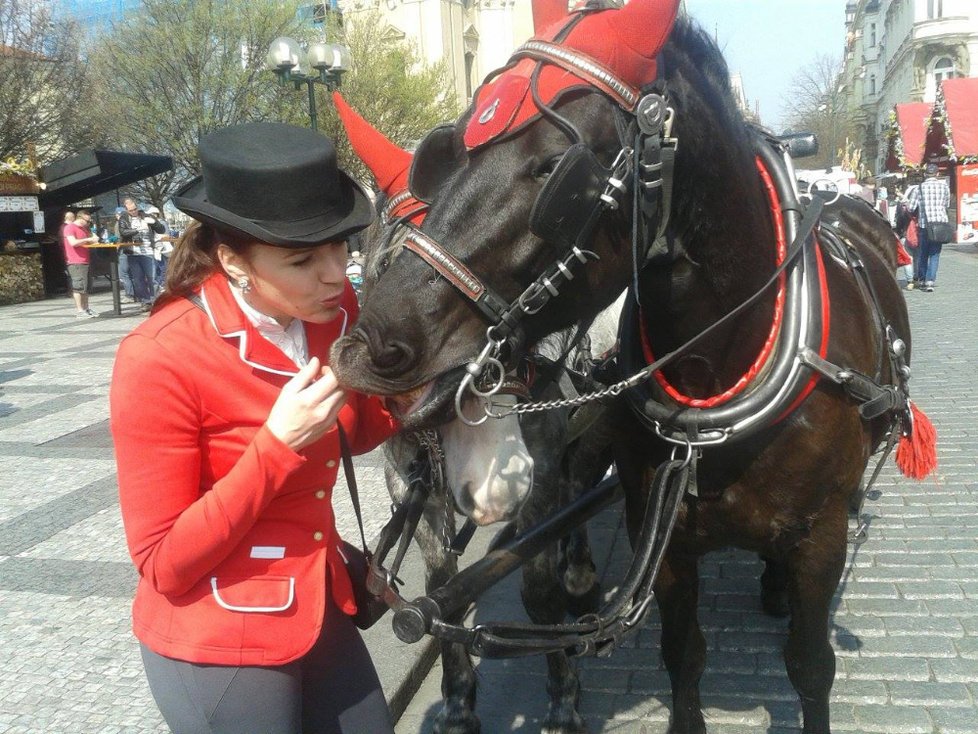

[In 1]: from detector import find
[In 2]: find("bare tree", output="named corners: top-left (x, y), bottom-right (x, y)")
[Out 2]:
top-left (0, 0), bottom-right (91, 163)
top-left (781, 53), bottom-right (856, 171)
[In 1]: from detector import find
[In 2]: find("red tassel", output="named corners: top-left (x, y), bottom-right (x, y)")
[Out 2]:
top-left (896, 402), bottom-right (937, 480)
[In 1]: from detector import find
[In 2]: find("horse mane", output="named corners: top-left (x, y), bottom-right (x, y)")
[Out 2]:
top-left (660, 14), bottom-right (778, 300)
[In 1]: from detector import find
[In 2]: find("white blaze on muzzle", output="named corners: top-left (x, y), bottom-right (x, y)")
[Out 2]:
top-left (441, 394), bottom-right (534, 525)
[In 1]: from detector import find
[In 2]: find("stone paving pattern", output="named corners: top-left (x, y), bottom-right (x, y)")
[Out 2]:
top-left (0, 293), bottom-right (398, 734)
top-left (1, 244), bottom-right (976, 734)
top-left (396, 244), bottom-right (978, 734)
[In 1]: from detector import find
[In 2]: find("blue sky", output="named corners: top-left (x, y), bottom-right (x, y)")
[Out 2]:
top-left (684, 0), bottom-right (849, 132)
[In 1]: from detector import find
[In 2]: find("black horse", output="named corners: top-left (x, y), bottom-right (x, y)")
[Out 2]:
top-left (333, 2), bottom-right (932, 732)
top-left (332, 92), bottom-right (620, 732)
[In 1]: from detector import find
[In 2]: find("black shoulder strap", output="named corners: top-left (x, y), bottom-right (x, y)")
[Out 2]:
top-left (337, 425), bottom-right (369, 553)
top-left (186, 292), bottom-right (205, 311)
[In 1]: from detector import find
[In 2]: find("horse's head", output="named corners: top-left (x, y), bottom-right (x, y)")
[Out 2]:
top-left (332, 0), bottom-right (682, 429)
top-left (333, 91), bottom-right (535, 523)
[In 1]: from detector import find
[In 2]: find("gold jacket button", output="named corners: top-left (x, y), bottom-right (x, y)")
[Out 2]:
top-left (315, 490), bottom-right (326, 499)
top-left (326, 459), bottom-right (337, 468)
top-left (313, 531), bottom-right (324, 541)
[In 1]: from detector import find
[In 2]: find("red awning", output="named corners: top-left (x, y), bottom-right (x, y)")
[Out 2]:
top-left (939, 77), bottom-right (978, 158)
top-left (892, 102), bottom-right (932, 168)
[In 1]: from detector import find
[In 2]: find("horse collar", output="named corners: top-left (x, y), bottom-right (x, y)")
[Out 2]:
top-left (620, 135), bottom-right (832, 447)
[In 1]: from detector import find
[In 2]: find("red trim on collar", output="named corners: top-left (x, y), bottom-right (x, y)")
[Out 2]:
top-left (639, 157), bottom-right (788, 408)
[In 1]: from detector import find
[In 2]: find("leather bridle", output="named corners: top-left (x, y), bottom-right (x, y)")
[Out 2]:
top-left (378, 39), bottom-right (676, 425)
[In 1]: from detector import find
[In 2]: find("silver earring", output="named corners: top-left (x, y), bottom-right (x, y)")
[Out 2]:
top-left (237, 277), bottom-right (251, 293)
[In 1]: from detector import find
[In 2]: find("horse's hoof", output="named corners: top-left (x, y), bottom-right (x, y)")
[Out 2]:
top-left (542, 712), bottom-right (588, 734)
top-left (566, 582), bottom-right (601, 618)
top-left (761, 586), bottom-right (790, 618)
top-left (667, 716), bottom-right (708, 734)
top-left (433, 707), bottom-right (480, 734)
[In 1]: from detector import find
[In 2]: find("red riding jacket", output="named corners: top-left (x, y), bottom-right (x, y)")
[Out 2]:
top-left (111, 272), bottom-right (397, 666)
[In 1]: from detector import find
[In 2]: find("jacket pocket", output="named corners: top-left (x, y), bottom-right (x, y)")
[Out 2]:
top-left (210, 575), bottom-right (295, 613)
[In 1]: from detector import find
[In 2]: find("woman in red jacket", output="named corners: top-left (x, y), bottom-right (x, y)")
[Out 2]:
top-left (111, 122), bottom-right (398, 734)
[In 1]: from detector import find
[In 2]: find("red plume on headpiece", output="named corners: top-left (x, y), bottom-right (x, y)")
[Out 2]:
top-left (465, 0), bottom-right (682, 150)
top-left (332, 92), bottom-right (427, 224)
top-left (332, 91), bottom-right (411, 197)
top-left (531, 0), bottom-right (570, 34)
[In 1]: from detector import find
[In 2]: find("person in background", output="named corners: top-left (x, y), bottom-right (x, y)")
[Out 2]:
top-left (907, 162), bottom-right (952, 292)
top-left (111, 122), bottom-right (398, 734)
top-left (118, 199), bottom-right (164, 311)
top-left (115, 204), bottom-right (136, 302)
top-left (147, 206), bottom-right (173, 294)
top-left (62, 210), bottom-right (99, 318)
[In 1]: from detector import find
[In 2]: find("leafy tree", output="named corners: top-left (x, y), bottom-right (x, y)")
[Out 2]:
top-left (0, 0), bottom-right (91, 163)
top-left (781, 53), bottom-right (856, 171)
top-left (87, 0), bottom-right (315, 208)
top-left (320, 9), bottom-right (461, 184)
top-left (86, 2), bottom-right (459, 207)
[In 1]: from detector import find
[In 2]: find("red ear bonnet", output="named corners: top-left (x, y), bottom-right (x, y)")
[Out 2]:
top-left (332, 91), bottom-right (425, 223)
top-left (465, 0), bottom-right (681, 150)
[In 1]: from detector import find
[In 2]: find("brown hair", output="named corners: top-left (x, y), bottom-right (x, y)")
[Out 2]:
top-left (157, 220), bottom-right (254, 308)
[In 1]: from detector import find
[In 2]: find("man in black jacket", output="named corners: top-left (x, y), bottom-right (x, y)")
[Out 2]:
top-left (118, 197), bottom-right (165, 310)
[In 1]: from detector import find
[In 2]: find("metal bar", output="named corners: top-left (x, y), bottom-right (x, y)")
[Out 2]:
top-left (390, 475), bottom-right (623, 643)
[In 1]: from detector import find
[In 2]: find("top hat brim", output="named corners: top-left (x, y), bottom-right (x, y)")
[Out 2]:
top-left (172, 171), bottom-right (374, 247)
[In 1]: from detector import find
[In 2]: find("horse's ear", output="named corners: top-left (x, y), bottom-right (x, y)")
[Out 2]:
top-left (604, 0), bottom-right (681, 59)
top-left (409, 124), bottom-right (466, 204)
top-left (332, 91), bottom-right (413, 198)
top-left (532, 0), bottom-right (570, 34)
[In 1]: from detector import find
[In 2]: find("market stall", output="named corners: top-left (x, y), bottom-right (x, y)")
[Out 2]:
top-left (0, 166), bottom-right (45, 305)
top-left (924, 77), bottom-right (978, 242)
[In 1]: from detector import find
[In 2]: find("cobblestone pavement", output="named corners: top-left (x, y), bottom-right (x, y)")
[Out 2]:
top-left (396, 244), bottom-right (978, 734)
top-left (0, 293), bottom-right (399, 734)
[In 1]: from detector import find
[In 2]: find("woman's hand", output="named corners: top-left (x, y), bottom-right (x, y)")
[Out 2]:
top-left (266, 358), bottom-right (347, 451)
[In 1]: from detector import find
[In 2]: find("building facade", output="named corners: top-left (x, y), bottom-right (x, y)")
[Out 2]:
top-left (338, 0), bottom-right (536, 106)
top-left (839, 0), bottom-right (978, 174)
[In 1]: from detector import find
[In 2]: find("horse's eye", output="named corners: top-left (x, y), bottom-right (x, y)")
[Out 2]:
top-left (535, 154), bottom-right (564, 181)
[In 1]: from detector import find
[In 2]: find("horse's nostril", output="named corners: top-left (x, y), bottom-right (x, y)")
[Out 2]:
top-left (372, 339), bottom-right (419, 376)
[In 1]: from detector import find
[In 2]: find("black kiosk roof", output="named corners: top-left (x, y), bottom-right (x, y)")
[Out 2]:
top-left (39, 149), bottom-right (173, 208)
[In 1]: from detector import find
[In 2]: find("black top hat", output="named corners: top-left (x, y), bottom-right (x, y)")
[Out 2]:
top-left (172, 122), bottom-right (374, 247)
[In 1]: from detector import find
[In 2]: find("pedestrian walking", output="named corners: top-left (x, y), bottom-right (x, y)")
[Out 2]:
top-left (907, 163), bottom-right (953, 292)
top-left (111, 122), bottom-right (398, 734)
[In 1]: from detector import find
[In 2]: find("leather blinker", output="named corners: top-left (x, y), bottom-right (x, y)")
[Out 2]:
top-left (530, 143), bottom-right (614, 250)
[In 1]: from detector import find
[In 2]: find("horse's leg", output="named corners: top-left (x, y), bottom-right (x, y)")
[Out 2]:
top-left (385, 446), bottom-right (479, 734)
top-left (656, 551), bottom-right (707, 734)
top-left (420, 505), bottom-right (480, 734)
top-left (520, 536), bottom-right (587, 734)
top-left (760, 554), bottom-right (790, 618)
top-left (559, 430), bottom-right (613, 618)
top-left (783, 499), bottom-right (848, 734)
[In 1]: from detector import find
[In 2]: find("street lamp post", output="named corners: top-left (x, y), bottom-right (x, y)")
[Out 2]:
top-left (266, 37), bottom-right (351, 130)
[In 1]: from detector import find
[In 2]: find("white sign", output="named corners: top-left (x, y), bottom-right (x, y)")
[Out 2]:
top-left (0, 195), bottom-right (39, 212)
top-left (33, 210), bottom-right (45, 233)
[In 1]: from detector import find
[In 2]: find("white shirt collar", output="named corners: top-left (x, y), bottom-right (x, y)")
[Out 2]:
top-left (229, 284), bottom-right (309, 367)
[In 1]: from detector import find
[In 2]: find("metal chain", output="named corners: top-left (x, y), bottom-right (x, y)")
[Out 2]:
top-left (413, 430), bottom-right (456, 550)
top-left (487, 364), bottom-right (653, 417)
